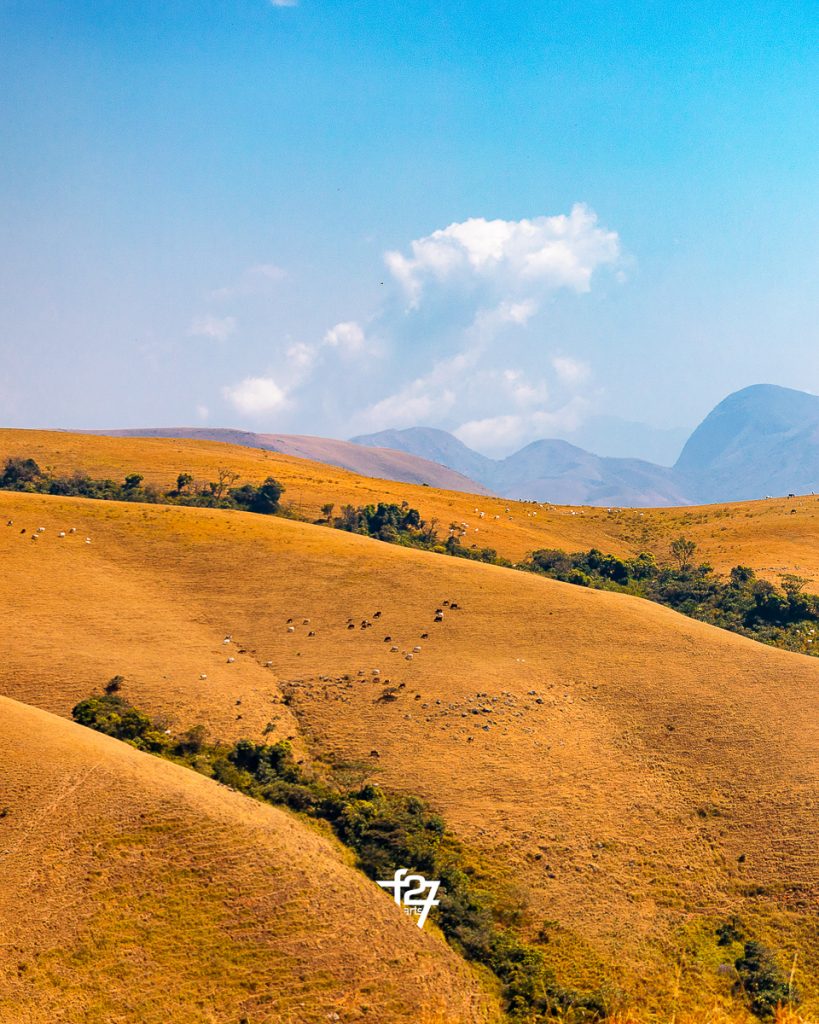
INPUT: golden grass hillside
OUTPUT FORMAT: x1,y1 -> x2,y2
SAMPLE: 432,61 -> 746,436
0,694 -> 500,1024
2,486 -> 817,1016
2,428 -> 819,584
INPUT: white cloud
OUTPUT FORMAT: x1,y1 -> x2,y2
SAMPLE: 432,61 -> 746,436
217,205 -> 621,442
188,315 -> 236,342
223,376 -> 288,415
286,341 -> 317,371
455,397 -> 590,456
502,368 -> 548,407
552,355 -> 590,385
196,404 -> 209,421
270,0 -> 298,7
385,204 -> 621,307
324,320 -> 365,353
455,415 -> 529,452
366,385 -> 457,430
358,350 -> 476,431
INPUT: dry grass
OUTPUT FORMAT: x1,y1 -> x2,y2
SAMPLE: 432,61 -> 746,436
0,695 -> 501,1024
3,428 -> 819,584
1,430 -> 818,1018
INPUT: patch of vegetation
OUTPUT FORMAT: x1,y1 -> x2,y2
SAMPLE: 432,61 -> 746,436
72,695 -> 170,753
523,540 -> 819,658
734,941 -> 797,1017
71,692 -> 607,1021
10,450 -> 819,659
1,456 -> 284,517
331,501 -> 513,568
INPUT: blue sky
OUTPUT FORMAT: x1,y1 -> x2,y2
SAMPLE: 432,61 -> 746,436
1,1 -> 818,461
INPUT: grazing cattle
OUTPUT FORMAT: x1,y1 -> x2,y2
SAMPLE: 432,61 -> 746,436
200,673 -> 207,680
434,613 -> 443,622
227,656 -> 235,664
384,635 -> 392,642
412,646 -> 421,653
58,531 -> 65,538
347,623 -> 355,630
451,602 -> 460,610
308,630 -> 316,637
287,626 -> 295,633
373,611 -> 382,618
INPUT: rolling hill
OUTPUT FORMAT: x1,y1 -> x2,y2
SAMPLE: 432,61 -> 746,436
0,694 -> 497,1024
91,426 -> 491,494
4,427 -> 819,586
2,435 -> 818,1017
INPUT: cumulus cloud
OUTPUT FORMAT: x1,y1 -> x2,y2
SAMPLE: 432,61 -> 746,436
324,320 -> 366,353
270,0 -> 298,7
552,355 -> 590,385
188,315 -> 236,342
455,397 -> 590,456
385,204 -> 620,307
223,376 -> 288,415
221,321 -> 371,424
216,205 -> 622,446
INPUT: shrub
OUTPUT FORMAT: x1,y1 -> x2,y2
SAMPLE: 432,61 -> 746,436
1,457 -> 42,487
735,941 -> 795,1017
71,695 -> 169,753
104,674 -> 124,695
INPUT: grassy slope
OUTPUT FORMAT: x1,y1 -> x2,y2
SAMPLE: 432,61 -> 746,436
0,694 -> 500,1024
2,428 -> 819,584
2,486 -> 817,1015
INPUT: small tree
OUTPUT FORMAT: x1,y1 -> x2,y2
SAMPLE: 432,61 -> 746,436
210,467 -> 240,499
730,566 -> 756,587
670,536 -> 697,572
176,472 -> 193,493
104,675 -> 125,695
175,724 -> 208,756
321,503 -> 335,521
123,473 -> 143,492
1,457 -> 42,487
780,573 -> 808,598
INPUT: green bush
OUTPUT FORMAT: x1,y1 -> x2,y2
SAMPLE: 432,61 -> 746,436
71,695 -> 169,753
734,940 -> 796,1017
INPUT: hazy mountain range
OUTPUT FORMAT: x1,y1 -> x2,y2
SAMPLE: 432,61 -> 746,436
352,384 -> 819,506
92,384 -> 819,507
